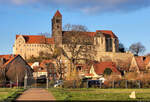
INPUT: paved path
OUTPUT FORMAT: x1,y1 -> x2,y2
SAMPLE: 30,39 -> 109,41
15,88 -> 55,101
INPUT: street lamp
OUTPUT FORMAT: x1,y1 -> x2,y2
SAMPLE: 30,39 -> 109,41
24,71 -> 28,89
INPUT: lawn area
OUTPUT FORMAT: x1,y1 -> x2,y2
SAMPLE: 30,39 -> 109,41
49,88 -> 150,101
0,88 -> 25,102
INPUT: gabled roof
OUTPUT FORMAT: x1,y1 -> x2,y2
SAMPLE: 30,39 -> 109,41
54,10 -> 62,17
96,30 -> 117,38
16,35 -> 54,44
135,56 -> 145,71
93,62 -> 120,75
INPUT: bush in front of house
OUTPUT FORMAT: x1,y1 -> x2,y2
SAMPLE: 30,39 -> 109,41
104,68 -> 112,75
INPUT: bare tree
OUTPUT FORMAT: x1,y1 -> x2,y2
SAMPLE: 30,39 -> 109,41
0,68 -> 6,84
119,43 -> 126,53
39,32 -> 51,38
63,24 -> 88,32
129,42 -> 146,56
62,24 -> 96,80
46,24 -> 95,80
46,45 -> 66,80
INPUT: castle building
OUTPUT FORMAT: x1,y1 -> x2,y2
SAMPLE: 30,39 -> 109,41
13,35 -> 54,59
13,10 -> 119,60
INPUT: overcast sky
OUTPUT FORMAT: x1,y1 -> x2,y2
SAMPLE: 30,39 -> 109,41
0,0 -> 150,55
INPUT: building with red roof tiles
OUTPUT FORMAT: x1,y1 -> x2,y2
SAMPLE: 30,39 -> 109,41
0,54 -> 33,83
32,60 -> 58,80
130,56 -> 150,72
88,62 -> 121,79
145,56 -> 150,70
13,10 -> 119,59
93,62 -> 120,75
13,34 -> 54,59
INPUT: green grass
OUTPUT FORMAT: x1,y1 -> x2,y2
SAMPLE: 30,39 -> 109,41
49,88 -> 150,101
0,88 -> 25,102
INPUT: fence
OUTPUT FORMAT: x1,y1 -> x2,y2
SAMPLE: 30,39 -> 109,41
0,76 -> 53,89
1,79 -> 150,89
62,80 -> 150,89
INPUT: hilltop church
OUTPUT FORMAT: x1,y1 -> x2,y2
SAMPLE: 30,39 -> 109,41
13,10 -> 120,61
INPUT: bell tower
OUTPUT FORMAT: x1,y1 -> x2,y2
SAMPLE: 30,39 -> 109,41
52,10 -> 62,46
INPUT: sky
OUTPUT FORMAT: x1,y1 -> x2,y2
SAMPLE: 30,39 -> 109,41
0,0 -> 150,55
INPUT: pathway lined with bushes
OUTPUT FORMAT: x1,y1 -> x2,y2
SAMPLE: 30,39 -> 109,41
15,88 -> 55,101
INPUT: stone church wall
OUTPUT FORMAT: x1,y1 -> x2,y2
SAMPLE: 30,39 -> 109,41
96,52 -> 134,69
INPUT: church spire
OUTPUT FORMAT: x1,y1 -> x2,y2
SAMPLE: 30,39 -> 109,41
54,10 -> 62,17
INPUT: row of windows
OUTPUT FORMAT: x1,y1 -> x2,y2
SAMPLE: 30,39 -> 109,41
23,44 -> 48,47
16,48 -> 46,51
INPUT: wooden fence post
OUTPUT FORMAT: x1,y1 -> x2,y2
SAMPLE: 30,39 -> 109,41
87,81 -> 89,88
112,80 -> 115,88
138,80 -> 141,88
125,80 -> 128,88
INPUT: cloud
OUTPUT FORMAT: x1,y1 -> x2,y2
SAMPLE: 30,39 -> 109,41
1,0 -> 150,14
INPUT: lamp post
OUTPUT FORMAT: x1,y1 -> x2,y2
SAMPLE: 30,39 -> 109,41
46,77 -> 49,89
24,72 -> 28,89
60,59 -> 62,80
46,63 -> 50,89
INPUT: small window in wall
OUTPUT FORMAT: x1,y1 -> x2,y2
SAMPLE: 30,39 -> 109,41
77,66 -> 82,71
56,19 -> 60,23
101,38 -> 103,44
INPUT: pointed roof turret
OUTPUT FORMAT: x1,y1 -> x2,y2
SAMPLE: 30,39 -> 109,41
54,10 -> 62,17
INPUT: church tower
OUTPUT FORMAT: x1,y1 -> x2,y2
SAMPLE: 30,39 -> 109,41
52,10 -> 62,46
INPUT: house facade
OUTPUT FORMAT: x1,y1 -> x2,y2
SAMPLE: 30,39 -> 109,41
31,60 -> 57,80
0,54 -> 33,83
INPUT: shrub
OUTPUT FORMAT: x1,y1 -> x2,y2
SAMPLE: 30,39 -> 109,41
119,80 -> 127,88
104,68 -> 112,75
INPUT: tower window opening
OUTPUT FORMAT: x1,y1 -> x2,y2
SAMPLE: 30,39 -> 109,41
56,19 -> 60,23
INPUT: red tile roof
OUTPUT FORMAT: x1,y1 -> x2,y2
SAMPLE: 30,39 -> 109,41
85,73 -> 94,77
0,55 -> 18,61
96,30 -> 117,38
144,56 -> 150,65
0,54 -> 18,68
93,62 -> 120,75
16,35 -> 54,44
40,60 -> 53,68
46,38 -> 55,44
135,56 -> 146,71
54,10 -> 62,17
28,63 -> 33,67
0,55 -> 13,61
33,60 -> 55,73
